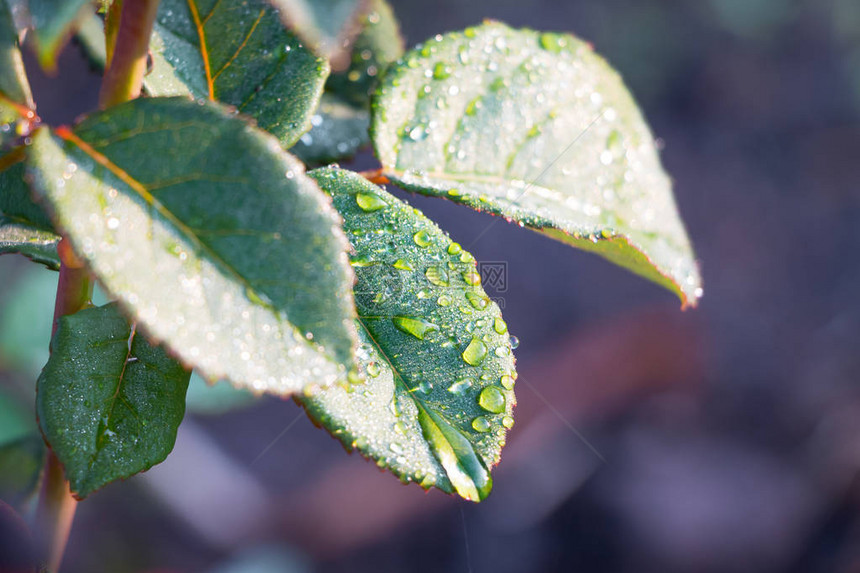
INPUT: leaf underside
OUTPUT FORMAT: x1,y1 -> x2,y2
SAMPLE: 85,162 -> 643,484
302,167 -> 517,502
372,22 -> 702,306
151,0 -> 329,148
37,303 -> 190,498
290,0 -> 403,165
26,97 -> 358,396
0,149 -> 60,268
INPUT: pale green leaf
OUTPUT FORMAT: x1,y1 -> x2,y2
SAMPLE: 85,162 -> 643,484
371,22 -> 702,307
301,167 -> 517,502
26,97 -> 358,395
149,0 -> 329,148
37,303 -> 190,498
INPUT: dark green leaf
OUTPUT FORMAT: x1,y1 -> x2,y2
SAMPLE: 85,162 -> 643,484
301,167 -> 517,502
0,0 -> 34,146
0,149 -> 60,268
0,434 -> 44,509
267,0 -> 368,68
290,0 -> 403,164
25,0 -> 94,71
371,22 -> 702,307
150,0 -> 329,148
26,97 -> 358,395
37,303 -> 190,498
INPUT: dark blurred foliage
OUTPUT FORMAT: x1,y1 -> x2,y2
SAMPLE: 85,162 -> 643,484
2,0 -> 860,571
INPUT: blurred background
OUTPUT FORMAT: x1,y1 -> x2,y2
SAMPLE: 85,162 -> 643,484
2,0 -> 860,571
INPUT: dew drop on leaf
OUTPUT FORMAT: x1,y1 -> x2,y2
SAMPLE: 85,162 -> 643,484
355,192 -> 388,212
471,416 -> 491,432
392,316 -> 439,340
478,386 -> 506,414
462,338 -> 488,366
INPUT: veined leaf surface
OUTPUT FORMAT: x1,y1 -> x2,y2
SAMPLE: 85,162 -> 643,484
37,303 -> 190,498
371,22 -> 702,306
301,167 -> 517,502
150,0 -> 329,148
267,0 -> 367,67
26,97 -> 358,395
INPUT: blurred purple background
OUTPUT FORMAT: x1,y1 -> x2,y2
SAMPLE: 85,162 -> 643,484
2,0 -> 860,571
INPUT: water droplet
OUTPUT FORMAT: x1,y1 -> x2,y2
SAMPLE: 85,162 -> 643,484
425,265 -> 449,286
502,416 -> 515,429
433,62 -> 452,79
539,32 -> 567,53
472,416 -> 491,432
494,346 -> 510,357
367,361 -> 381,377
408,125 -> 428,141
347,367 -> 364,385
356,192 -> 387,212
500,374 -> 515,390
447,242 -> 462,255
478,386 -> 506,413
465,291 -> 489,310
448,377 -> 472,394
462,338 -> 488,366
413,230 -> 432,247
392,316 -> 439,340
392,259 -> 414,271
462,270 -> 481,286
437,294 -> 452,307
416,380 -> 432,394
394,421 -> 407,434
493,318 -> 507,334
509,335 -> 520,349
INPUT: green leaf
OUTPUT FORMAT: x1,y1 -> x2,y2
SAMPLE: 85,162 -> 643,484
0,149 -> 60,268
300,167 -> 517,502
371,22 -> 702,307
37,303 -> 190,498
290,0 -> 403,164
267,0 -> 368,67
25,0 -> 94,71
0,0 -> 34,146
150,0 -> 329,148
26,97 -> 358,395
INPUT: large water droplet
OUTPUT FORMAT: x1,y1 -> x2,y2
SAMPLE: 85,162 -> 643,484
413,230 -> 432,247
448,377 -> 472,394
509,335 -> 520,349
493,317 -> 507,334
462,338 -> 488,366
500,374 -> 514,390
425,265 -> 449,286
355,192 -> 388,212
478,386 -> 506,413
392,259 -> 414,271
471,416 -> 491,432
465,291 -> 489,310
392,316 -> 439,340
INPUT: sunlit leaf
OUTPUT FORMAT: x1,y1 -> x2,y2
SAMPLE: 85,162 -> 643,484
301,167 -> 517,502
26,97 -> 358,395
37,303 -> 190,498
149,0 -> 328,148
371,22 -> 702,306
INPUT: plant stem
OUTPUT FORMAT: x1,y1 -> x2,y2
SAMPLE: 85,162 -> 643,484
104,0 -> 124,70
37,239 -> 92,573
36,5 -> 160,569
98,0 -> 160,108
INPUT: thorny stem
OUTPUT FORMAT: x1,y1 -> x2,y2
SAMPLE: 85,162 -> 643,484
36,2 -> 161,570
98,0 -> 160,108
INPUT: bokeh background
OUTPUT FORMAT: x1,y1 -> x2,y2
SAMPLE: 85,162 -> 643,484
2,0 -> 860,571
